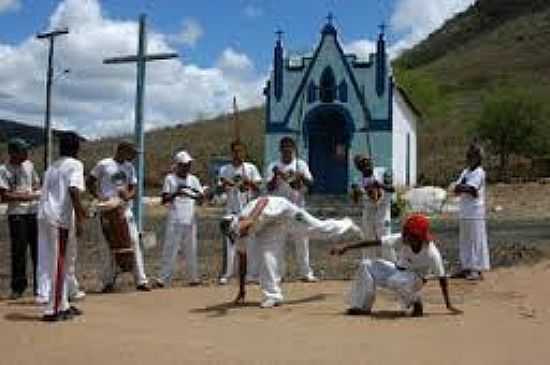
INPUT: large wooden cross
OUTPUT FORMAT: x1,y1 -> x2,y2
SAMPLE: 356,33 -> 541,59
103,14 -> 178,236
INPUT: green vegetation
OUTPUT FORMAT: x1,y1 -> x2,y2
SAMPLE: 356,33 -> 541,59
394,0 -> 550,183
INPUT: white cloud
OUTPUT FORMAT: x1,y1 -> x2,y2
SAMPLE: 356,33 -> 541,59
343,40 -> 375,60
0,0 -> 265,138
243,4 -> 263,18
0,0 -> 20,13
390,0 -> 476,54
170,18 -> 204,47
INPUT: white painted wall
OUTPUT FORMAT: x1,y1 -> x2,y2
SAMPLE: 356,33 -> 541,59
392,89 -> 418,187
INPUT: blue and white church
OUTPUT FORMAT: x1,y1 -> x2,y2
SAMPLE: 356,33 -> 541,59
263,19 -> 419,194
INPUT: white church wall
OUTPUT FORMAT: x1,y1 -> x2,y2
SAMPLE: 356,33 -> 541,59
392,91 -> 418,187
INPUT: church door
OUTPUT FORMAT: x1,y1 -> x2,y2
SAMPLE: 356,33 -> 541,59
306,107 -> 350,194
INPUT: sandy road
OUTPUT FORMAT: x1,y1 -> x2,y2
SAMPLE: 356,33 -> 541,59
1,262 -> 550,365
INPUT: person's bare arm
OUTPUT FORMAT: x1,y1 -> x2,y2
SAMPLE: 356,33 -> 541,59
234,251 -> 247,304
454,184 -> 478,198
86,175 -> 99,200
330,239 -> 382,256
69,187 -> 86,237
119,183 -> 136,201
438,277 -> 463,314
0,188 -> 40,203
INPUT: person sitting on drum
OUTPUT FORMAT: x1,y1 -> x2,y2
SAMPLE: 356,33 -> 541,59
87,141 -> 150,292
154,150 -> 205,288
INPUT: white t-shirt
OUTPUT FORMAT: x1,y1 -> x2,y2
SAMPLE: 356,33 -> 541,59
265,158 -> 313,207
382,234 -> 445,278
0,160 -> 40,215
456,166 -> 486,220
90,158 -> 137,207
240,196 -> 300,233
219,162 -> 262,214
361,190 -> 392,240
163,173 -> 203,224
38,157 -> 85,229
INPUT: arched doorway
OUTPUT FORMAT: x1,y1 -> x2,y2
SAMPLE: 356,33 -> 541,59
304,105 -> 354,194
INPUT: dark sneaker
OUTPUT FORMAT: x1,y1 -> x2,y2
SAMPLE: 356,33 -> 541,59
136,284 -> 151,292
152,279 -> 165,289
9,292 -> 23,300
101,284 -> 115,293
68,306 -> 83,316
42,313 -> 60,322
59,310 -> 74,321
411,301 -> 424,317
346,308 -> 371,316
188,281 -> 202,287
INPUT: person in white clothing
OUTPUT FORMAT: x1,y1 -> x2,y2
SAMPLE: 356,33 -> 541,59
453,143 -> 490,281
220,196 -> 363,308
351,155 -> 396,262
38,133 -> 87,322
155,151 -> 205,287
265,137 -> 317,282
0,138 -> 41,300
87,142 -> 150,292
218,141 -> 262,285
331,214 -> 462,317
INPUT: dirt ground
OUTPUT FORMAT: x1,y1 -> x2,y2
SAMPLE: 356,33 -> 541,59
1,261 -> 550,364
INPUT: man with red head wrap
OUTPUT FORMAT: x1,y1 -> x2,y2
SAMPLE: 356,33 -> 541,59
331,214 -> 462,317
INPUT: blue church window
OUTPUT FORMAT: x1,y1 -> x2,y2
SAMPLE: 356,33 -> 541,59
307,82 -> 317,103
338,80 -> 348,103
319,67 -> 336,103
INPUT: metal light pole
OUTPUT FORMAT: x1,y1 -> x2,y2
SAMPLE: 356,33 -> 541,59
37,28 -> 69,169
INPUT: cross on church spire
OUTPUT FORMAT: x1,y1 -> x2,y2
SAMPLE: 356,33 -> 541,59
378,22 -> 386,35
275,28 -> 284,42
326,12 -> 334,25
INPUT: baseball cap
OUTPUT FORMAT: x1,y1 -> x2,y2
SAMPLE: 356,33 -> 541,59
174,150 -> 193,164
7,138 -> 30,154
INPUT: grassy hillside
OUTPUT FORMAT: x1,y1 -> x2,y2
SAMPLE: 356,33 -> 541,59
78,107 -> 265,190
393,0 -> 550,184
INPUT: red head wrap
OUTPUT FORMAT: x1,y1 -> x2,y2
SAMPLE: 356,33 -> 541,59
402,214 -> 432,242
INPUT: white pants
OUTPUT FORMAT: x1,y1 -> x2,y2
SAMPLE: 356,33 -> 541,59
259,229 -> 287,302
349,259 -> 423,311
260,213 -> 363,302
37,219 -> 81,301
220,235 -> 260,281
101,209 -> 148,286
459,218 -> 490,271
160,222 -> 199,283
39,220 -> 74,315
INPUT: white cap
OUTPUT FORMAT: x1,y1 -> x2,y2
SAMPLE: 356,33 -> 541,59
174,150 -> 193,164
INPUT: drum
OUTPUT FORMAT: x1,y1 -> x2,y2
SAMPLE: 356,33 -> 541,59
100,206 -> 134,272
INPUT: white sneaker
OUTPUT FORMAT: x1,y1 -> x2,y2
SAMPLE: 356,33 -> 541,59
35,296 -> 48,305
69,290 -> 86,302
260,298 -> 282,308
301,275 -> 320,283
218,277 -> 229,285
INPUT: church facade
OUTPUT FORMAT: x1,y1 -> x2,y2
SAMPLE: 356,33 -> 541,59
263,20 -> 418,194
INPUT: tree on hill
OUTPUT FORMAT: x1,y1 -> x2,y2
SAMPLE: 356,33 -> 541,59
475,88 -> 550,180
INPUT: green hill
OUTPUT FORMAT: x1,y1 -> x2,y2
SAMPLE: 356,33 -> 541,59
393,0 -> 550,184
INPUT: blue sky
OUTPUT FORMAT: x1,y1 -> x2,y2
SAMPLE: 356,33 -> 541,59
0,0 -> 475,138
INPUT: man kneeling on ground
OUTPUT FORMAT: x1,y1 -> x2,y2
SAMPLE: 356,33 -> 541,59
331,214 -> 463,317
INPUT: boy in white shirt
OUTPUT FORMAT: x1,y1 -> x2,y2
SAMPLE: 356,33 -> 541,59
220,196 -> 363,308
155,151 -> 204,287
453,143 -> 490,281
265,137 -> 317,282
87,142 -> 150,292
218,141 -> 262,285
331,214 -> 462,317
351,155 -> 396,262
38,133 -> 87,321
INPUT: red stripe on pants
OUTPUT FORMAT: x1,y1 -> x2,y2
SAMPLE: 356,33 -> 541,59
54,228 -> 69,315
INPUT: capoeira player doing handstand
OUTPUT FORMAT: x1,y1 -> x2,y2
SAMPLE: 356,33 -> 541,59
331,214 -> 462,317
220,196 -> 363,308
